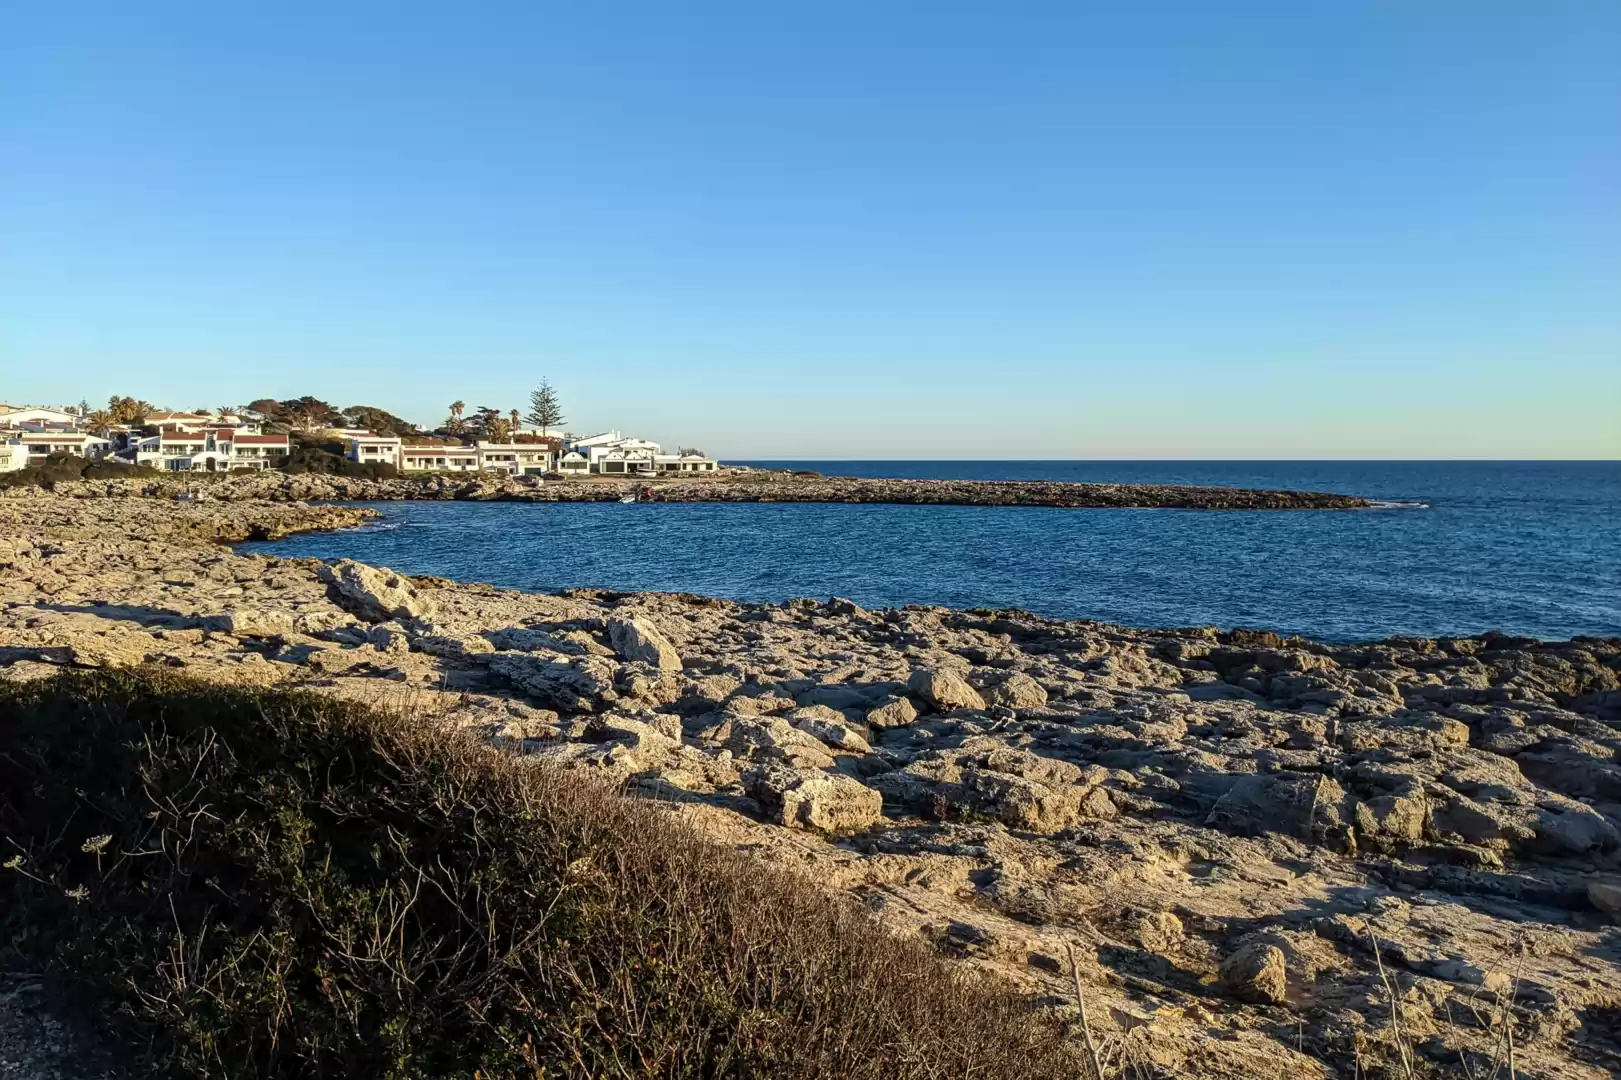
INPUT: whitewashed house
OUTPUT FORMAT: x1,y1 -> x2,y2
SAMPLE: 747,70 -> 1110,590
345,435 -> 402,468
400,441 -> 479,472
0,406 -> 81,431
563,431 -> 715,475
652,452 -> 718,473
393,436 -> 558,474
474,439 -> 558,476
134,427 -> 289,471
16,432 -> 111,460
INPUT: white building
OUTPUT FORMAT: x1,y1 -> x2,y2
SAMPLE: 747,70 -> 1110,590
15,432 -> 111,461
652,452 -> 718,474
0,406 -> 81,431
133,427 -> 289,471
473,440 -> 558,476
0,442 -> 28,472
400,441 -> 479,472
346,434 -> 401,468
563,431 -> 716,475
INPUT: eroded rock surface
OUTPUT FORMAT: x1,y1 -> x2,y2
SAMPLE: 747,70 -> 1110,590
2,492 -> 1619,1079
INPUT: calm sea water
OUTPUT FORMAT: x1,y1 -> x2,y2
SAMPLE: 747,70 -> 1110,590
241,461 -> 1620,643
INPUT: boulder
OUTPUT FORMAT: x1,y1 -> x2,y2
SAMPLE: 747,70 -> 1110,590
318,560 -> 436,623
607,617 -> 682,672
1135,911 -> 1185,954
866,695 -> 918,729
1588,881 -> 1621,921
1219,942 -> 1288,1004
719,717 -> 837,769
908,667 -> 986,712
746,765 -> 883,834
1205,772 -> 1350,844
788,705 -> 871,753
982,672 -> 1049,710
486,653 -> 617,713
207,608 -> 296,638
67,634 -> 151,669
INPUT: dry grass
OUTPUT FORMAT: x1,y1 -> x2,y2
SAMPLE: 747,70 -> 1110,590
0,669 -> 1079,1079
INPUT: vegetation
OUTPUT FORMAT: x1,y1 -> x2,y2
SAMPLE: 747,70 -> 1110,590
469,405 -> 511,442
445,400 -> 467,434
105,395 -> 154,426
245,396 -> 347,432
281,439 -> 397,478
526,378 -> 566,435
343,404 -> 418,436
0,452 -> 160,489
0,671 -> 1077,1080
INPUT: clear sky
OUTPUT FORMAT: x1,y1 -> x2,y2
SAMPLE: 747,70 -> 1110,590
2,1 -> 1617,459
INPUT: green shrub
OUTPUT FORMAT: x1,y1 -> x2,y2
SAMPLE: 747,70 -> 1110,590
0,671 -> 1077,1080
281,446 -> 397,478
0,452 -> 159,488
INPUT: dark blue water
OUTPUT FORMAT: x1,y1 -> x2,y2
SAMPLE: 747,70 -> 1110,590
241,462 -> 1621,643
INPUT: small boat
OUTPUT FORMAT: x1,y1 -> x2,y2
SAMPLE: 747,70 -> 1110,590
619,494 -> 637,504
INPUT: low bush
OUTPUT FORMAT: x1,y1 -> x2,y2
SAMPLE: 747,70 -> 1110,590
281,445 -> 397,478
0,672 -> 1077,1079
0,453 -> 160,488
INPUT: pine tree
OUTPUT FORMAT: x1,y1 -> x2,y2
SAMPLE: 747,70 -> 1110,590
525,380 -> 565,436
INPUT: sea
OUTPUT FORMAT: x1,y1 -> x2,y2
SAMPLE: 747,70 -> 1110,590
239,461 -> 1621,644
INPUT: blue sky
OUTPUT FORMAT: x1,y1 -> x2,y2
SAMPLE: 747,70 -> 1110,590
2,1 -> 1617,458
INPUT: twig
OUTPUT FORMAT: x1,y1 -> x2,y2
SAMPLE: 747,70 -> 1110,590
1368,929 -> 1416,1080
1066,941 -> 1106,1080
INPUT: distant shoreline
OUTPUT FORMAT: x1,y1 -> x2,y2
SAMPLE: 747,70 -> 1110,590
21,468 -> 1375,511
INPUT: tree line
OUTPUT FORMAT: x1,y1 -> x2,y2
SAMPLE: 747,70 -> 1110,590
79,381 -> 567,443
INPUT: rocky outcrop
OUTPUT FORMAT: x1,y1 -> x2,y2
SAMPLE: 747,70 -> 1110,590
1219,943 -> 1288,1004
908,668 -> 986,712
607,616 -> 682,671
318,559 -> 437,623
746,764 -> 884,833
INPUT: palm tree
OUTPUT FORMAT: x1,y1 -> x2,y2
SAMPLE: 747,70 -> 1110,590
83,409 -> 114,436
447,400 -> 465,434
509,408 -> 522,436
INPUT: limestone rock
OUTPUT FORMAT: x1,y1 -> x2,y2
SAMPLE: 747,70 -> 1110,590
1206,772 -> 1350,844
607,617 -> 682,672
746,765 -> 883,834
866,695 -> 918,729
318,560 -> 436,623
207,608 -> 295,637
1220,942 -> 1288,1004
67,634 -> 151,669
486,653 -> 616,713
1588,880 -> 1621,921
719,717 -> 837,769
908,667 -> 985,712
1135,911 -> 1185,954
982,671 -> 1049,710
413,633 -> 494,660
788,705 -> 871,753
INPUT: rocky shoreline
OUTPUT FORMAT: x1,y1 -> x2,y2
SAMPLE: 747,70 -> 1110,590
25,467 -> 1374,510
3,492 -> 1619,1078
